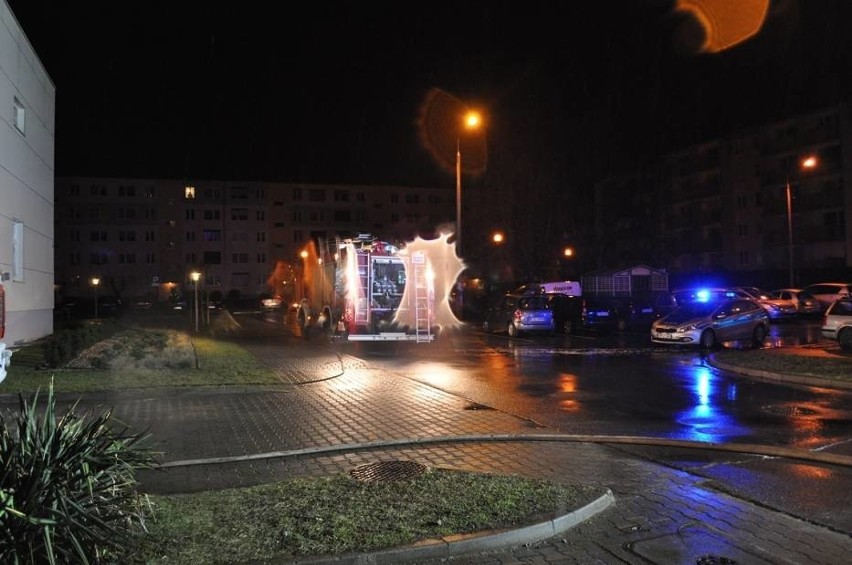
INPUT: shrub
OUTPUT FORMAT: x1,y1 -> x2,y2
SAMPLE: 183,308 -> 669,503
0,381 -> 157,563
41,320 -> 122,368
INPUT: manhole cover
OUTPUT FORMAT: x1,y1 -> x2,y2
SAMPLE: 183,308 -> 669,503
349,460 -> 428,483
761,404 -> 817,417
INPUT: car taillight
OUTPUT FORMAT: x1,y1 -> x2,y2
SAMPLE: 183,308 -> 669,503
514,309 -> 523,321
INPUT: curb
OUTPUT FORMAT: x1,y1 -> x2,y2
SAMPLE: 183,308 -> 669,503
706,354 -> 852,391
293,489 -> 615,564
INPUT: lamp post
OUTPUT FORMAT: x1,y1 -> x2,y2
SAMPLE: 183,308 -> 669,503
455,111 -> 482,257
190,271 -> 201,332
91,277 -> 100,319
785,155 -> 818,287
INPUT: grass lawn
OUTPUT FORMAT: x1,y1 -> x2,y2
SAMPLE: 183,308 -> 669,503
130,469 -> 606,564
2,322 -> 605,563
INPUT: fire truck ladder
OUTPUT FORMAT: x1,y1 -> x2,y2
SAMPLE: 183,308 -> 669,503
411,252 -> 433,342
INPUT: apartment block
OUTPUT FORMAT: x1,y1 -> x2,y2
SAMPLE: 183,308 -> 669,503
593,101 -> 852,287
54,178 -> 455,306
0,0 -> 55,346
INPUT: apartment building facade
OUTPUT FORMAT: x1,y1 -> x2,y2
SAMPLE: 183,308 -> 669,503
54,177 -> 455,306
593,101 -> 852,288
0,0 -> 55,346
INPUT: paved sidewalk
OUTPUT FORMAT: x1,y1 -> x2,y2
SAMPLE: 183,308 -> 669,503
95,316 -> 846,564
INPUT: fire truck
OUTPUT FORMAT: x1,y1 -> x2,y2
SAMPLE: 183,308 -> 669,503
295,234 -> 437,342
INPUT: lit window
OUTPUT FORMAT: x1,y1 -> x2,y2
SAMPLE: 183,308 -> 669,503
185,186 -> 196,199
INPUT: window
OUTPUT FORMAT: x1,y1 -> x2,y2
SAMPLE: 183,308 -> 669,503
119,253 -> 137,264
294,230 -> 303,242
257,253 -> 266,263
293,210 -> 302,223
118,185 -> 136,197
70,184 -> 80,196
257,232 -> 266,242
231,272 -> 250,286
203,229 -> 221,241
146,253 -> 156,264
144,186 -> 155,198
232,253 -> 249,263
90,231 -> 107,241
231,208 -> 248,221
230,186 -> 248,200
391,193 -> 399,203
186,231 -> 196,242
13,97 -> 25,134
185,252 -> 196,263
69,252 -> 80,265
119,231 -> 136,242
185,186 -> 196,199
70,230 -> 80,242
118,208 -> 136,219
90,185 -> 107,196
231,231 -> 248,242
12,221 -> 24,281
203,251 -> 222,264
334,190 -> 349,202
204,209 -> 221,220
186,209 -> 195,220
308,189 -> 325,202
293,188 -> 302,201
145,230 -> 156,241
256,210 -> 265,221
334,210 -> 351,222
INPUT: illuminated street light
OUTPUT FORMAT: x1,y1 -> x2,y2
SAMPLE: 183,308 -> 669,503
190,271 -> 201,332
786,155 -> 818,287
456,110 -> 482,257
492,231 -> 504,244
91,277 -> 100,319
563,247 -> 574,258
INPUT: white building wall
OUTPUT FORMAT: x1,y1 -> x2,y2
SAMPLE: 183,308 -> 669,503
0,0 -> 55,346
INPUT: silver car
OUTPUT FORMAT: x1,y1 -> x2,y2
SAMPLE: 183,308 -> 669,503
482,292 -> 555,337
651,294 -> 769,349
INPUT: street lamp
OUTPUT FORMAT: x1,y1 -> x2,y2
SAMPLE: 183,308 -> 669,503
455,110 -> 482,257
190,271 -> 201,332
91,277 -> 100,319
785,155 -> 818,287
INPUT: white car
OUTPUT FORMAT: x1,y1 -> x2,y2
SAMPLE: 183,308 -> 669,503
801,283 -> 852,312
821,297 -> 852,351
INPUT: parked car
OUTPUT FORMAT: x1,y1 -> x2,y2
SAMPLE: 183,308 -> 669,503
651,293 -> 769,349
548,293 -> 583,334
801,282 -> 852,312
821,296 -> 852,351
482,291 -> 555,336
768,288 -> 821,317
728,286 -> 797,320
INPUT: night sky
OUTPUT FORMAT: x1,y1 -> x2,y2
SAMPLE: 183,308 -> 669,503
8,0 -> 852,187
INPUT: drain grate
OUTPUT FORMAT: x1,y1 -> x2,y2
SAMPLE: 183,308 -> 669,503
349,460 -> 428,483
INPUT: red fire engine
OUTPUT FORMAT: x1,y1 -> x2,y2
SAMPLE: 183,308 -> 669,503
295,234 -> 436,342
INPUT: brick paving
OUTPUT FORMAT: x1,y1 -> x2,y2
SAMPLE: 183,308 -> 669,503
16,316 -> 852,564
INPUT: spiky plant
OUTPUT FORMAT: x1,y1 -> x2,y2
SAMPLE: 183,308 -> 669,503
0,381 -> 157,563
